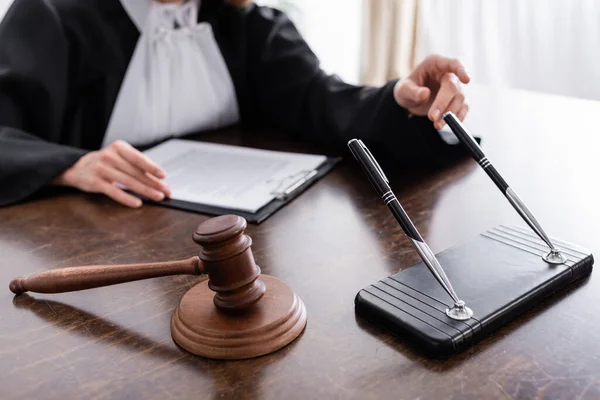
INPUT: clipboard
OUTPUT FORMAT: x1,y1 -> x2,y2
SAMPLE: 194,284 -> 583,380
146,156 -> 340,224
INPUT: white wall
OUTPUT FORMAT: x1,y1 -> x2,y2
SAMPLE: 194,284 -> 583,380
256,0 -> 363,84
416,0 -> 600,101
0,0 -> 12,20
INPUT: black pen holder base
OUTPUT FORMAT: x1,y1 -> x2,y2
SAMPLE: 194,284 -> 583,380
355,225 -> 593,358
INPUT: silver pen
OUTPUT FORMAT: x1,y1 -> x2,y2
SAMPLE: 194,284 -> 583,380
443,112 -> 567,264
348,138 -> 473,320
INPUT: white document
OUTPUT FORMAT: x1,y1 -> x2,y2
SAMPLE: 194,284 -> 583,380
143,139 -> 327,213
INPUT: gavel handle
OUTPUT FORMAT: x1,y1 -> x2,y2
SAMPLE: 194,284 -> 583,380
9,256 -> 204,295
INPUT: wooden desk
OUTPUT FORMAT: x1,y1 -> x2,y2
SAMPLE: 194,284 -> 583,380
1,86 -> 599,399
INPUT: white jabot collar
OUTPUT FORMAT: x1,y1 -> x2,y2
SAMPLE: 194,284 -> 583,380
119,0 -> 200,31
103,0 -> 239,148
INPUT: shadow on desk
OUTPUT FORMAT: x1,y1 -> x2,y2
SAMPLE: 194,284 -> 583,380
11,293 -> 303,400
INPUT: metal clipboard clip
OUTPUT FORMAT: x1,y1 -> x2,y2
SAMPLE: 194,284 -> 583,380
269,169 -> 319,201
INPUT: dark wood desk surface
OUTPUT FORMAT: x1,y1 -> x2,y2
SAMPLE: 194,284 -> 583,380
2,86 -> 600,399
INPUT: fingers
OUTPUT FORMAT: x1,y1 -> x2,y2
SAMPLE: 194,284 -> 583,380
437,93 -> 466,129
428,54 -> 471,84
457,103 -> 469,121
394,79 -> 431,106
111,140 -> 166,179
101,151 -> 171,197
96,180 -> 143,208
428,73 -> 465,129
139,172 -> 171,198
97,163 -> 166,202
455,67 -> 470,84
428,74 -> 464,129
62,142 -> 172,208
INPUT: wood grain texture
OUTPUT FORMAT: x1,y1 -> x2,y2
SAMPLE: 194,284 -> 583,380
8,212 -> 304,360
192,215 -> 267,311
171,275 -> 307,359
1,85 -> 600,399
9,256 -> 203,295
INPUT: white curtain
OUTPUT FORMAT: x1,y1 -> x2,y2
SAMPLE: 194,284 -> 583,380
416,0 -> 600,101
361,0 -> 419,85
361,0 -> 600,100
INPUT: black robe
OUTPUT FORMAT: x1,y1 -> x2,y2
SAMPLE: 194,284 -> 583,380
0,0 -> 463,206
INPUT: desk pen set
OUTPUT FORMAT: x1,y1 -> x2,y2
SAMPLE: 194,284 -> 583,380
6,115 -> 593,361
348,113 -> 593,358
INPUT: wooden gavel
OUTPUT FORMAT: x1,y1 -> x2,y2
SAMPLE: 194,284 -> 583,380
10,215 -> 264,310
9,215 -> 306,359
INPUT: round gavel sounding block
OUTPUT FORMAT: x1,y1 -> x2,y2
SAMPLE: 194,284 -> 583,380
170,215 -> 307,360
8,214 -> 306,360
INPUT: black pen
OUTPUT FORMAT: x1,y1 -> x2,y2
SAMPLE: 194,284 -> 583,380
442,112 -> 567,264
348,139 -> 473,320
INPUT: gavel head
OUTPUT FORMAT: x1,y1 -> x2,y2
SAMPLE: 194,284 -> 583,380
192,215 -> 266,311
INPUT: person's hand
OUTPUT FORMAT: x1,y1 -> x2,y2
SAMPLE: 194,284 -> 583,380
393,54 -> 471,130
52,140 -> 171,208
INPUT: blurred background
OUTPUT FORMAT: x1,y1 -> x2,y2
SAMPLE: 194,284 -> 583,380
258,0 -> 600,101
2,0 -> 598,100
